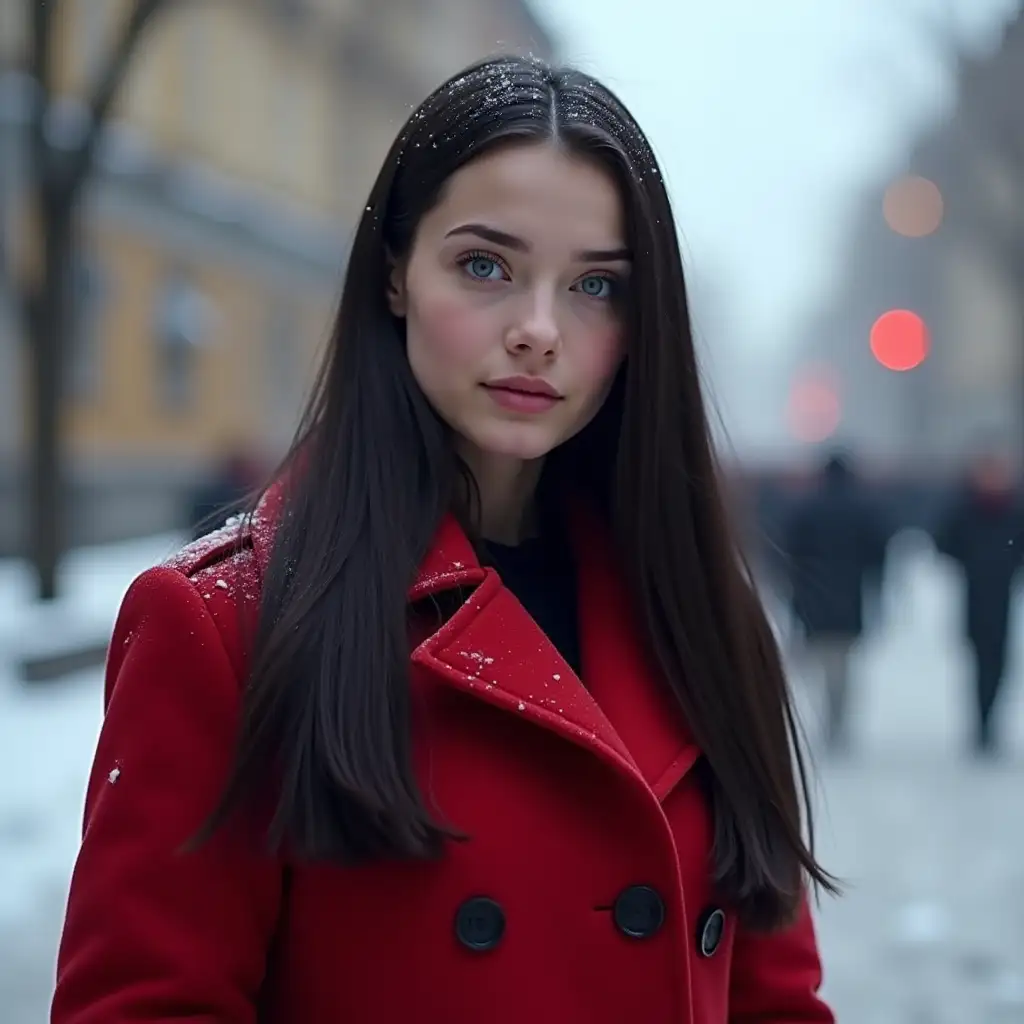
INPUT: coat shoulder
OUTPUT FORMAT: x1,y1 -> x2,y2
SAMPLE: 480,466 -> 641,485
144,521 -> 262,676
160,520 -> 261,595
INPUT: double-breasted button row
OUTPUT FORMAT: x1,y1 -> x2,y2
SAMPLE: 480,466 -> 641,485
455,891 -> 726,957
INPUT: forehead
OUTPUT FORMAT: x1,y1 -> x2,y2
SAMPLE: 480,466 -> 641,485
423,143 -> 625,246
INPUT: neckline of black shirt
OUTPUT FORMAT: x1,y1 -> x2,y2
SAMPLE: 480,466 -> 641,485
481,520 -> 581,677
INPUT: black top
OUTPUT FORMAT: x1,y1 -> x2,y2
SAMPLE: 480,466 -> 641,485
483,528 -> 581,676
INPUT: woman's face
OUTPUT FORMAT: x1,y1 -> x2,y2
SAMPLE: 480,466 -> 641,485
389,142 -> 629,471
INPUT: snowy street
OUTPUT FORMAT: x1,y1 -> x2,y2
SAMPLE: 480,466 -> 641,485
785,531 -> 1024,1021
1,531 -> 1023,1022
0,533 -> 185,1024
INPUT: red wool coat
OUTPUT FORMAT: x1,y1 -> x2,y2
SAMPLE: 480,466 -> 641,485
53,494 -> 833,1023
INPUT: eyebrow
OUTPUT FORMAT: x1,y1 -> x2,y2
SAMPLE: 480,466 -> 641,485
444,223 -> 631,263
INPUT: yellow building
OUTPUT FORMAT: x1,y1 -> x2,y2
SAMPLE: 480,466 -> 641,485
0,0 -> 554,548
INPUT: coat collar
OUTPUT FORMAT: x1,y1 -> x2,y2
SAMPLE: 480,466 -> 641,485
248,481 -> 488,600
249,482 -> 699,802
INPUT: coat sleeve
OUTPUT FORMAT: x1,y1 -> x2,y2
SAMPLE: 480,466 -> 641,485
51,567 -> 284,1024
727,897 -> 834,1022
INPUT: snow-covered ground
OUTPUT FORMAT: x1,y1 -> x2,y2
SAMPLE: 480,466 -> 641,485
0,533 -> 185,671
0,534 -> 184,927
1,530 -> 1023,1021
789,531 -> 1024,1022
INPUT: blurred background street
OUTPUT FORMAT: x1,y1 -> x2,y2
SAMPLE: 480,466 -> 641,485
4,0 -> 1024,1020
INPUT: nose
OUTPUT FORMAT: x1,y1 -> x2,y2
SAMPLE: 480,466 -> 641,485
504,289 -> 561,359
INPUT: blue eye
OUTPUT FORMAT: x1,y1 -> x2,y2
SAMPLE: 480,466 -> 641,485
575,275 -> 615,299
463,256 -> 505,281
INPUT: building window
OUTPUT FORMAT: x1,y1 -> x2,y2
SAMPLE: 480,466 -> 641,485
68,253 -> 109,401
265,299 -> 304,450
0,1 -> 28,65
75,0 -> 116,87
155,270 -> 210,414
182,8 -> 209,147
273,67 -> 303,189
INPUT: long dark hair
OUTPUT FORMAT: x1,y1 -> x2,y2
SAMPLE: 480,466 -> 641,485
205,55 -> 836,930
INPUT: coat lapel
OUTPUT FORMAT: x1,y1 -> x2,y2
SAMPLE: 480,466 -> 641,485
411,564 -> 640,778
410,501 -> 700,800
249,484 -> 700,800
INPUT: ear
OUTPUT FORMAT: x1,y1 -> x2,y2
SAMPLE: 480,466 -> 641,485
386,256 -> 407,318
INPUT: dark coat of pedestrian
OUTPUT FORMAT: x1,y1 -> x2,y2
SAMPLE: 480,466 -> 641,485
781,454 -> 888,751
934,455 -> 1023,752
187,451 -> 263,542
784,455 -> 888,641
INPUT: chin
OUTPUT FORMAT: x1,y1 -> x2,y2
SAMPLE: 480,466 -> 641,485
465,422 -> 561,463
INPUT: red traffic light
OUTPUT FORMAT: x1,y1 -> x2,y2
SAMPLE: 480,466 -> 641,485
870,309 -> 929,371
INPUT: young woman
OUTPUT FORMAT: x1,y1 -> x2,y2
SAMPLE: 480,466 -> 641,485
53,56 -> 837,1023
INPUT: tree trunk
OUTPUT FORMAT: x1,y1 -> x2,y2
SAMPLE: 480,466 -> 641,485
27,192 -> 74,601
20,0 -> 177,600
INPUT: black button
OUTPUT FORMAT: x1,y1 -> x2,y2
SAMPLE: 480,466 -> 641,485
455,897 -> 505,952
697,907 -> 726,957
613,885 -> 666,939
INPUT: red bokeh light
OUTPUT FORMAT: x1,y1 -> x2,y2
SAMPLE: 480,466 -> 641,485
869,310 -> 929,371
787,371 -> 841,443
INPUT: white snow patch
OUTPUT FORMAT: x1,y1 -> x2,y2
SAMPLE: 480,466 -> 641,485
0,665 -> 103,927
0,533 -> 185,669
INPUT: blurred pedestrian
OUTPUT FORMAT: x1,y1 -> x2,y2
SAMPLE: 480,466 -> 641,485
934,448 -> 1023,756
52,57 -> 835,1023
186,444 -> 265,541
783,450 -> 889,753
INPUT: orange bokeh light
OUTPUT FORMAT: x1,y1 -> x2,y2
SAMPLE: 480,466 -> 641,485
883,176 -> 944,238
787,372 -> 841,443
870,309 -> 929,371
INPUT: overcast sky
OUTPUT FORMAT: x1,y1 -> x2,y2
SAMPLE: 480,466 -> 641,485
535,0 -> 1021,355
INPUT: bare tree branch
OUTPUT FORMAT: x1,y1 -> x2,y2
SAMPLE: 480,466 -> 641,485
30,1 -> 59,93
29,0 -> 61,171
18,0 -> 206,600
63,0 -> 177,196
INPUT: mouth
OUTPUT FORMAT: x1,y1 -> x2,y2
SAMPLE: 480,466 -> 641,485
482,377 -> 563,399
481,378 -> 564,414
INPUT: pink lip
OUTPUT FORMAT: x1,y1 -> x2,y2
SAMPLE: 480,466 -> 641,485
485,376 -> 562,397
482,376 -> 563,414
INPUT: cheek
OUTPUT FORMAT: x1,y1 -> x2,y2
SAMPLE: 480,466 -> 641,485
574,322 -> 626,398
406,289 -> 492,377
